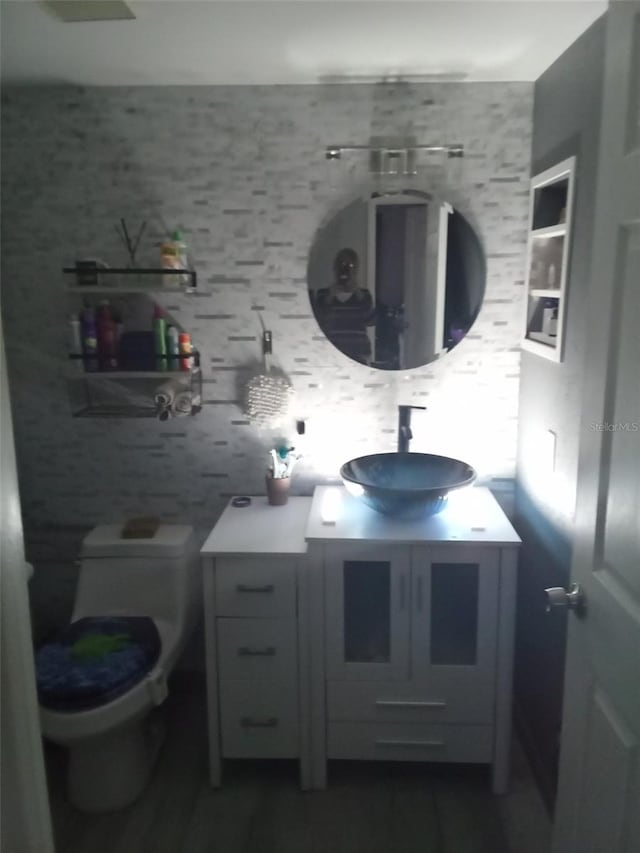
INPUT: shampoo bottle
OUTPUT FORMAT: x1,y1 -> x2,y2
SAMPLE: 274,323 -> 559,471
68,313 -> 83,372
166,325 -> 180,371
153,304 -> 167,371
97,300 -> 117,370
81,306 -> 98,372
178,332 -> 193,371
160,229 -> 189,286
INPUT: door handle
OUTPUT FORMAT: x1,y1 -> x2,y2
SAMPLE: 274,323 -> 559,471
399,574 -> 406,611
375,699 -> 446,709
236,584 -> 274,594
544,583 -> 586,616
240,716 -> 278,728
238,646 -> 276,657
416,576 -> 423,612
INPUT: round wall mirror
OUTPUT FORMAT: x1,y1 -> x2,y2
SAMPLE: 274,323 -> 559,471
307,190 -> 486,370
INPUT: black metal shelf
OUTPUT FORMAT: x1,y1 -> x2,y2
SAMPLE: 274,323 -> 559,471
63,266 -> 198,293
68,352 -> 201,378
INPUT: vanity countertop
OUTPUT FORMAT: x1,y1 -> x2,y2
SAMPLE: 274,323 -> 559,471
200,487 -> 520,556
200,496 -> 312,556
305,485 -> 521,547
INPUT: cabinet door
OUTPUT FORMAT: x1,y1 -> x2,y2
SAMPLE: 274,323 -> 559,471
325,544 -> 410,681
410,546 -> 499,721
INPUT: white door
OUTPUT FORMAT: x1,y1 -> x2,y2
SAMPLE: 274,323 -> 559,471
419,200 -> 450,364
324,544 -> 410,681
552,4 -> 640,852
0,322 -> 54,852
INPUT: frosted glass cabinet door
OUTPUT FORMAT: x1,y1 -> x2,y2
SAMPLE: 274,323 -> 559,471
410,546 -> 499,718
325,544 -> 410,681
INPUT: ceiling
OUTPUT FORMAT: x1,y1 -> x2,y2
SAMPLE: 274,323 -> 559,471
0,1 -> 607,86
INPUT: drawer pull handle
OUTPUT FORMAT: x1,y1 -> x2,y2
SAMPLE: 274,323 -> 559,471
375,700 -> 446,710
236,584 -> 275,594
238,646 -> 276,657
375,739 -> 445,748
240,716 -> 279,728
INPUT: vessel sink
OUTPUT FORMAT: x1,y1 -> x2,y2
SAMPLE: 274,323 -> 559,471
340,452 -> 477,518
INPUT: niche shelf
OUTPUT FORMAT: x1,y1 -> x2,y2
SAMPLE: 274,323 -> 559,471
522,156 -> 576,362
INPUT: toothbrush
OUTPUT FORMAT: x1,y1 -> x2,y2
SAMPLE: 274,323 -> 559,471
276,445 -> 291,478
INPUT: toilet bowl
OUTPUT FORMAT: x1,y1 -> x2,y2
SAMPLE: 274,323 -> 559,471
36,524 -> 200,813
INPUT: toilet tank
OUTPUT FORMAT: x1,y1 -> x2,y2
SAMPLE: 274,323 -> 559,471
73,525 -> 200,633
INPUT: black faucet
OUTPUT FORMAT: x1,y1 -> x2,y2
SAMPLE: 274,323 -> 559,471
397,405 -> 427,452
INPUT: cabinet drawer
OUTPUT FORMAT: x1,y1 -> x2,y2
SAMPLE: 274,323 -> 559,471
215,558 -> 296,618
217,618 -> 297,681
327,680 -> 493,725
327,721 -> 493,763
220,680 -> 298,758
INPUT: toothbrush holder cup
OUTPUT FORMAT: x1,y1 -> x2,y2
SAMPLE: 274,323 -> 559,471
266,476 -> 290,506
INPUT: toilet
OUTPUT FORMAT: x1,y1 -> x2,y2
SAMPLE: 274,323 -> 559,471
36,524 -> 200,813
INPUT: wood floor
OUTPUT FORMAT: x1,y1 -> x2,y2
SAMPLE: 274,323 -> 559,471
45,688 -> 534,853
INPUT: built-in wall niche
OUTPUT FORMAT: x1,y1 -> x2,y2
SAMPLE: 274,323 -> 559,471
522,157 -> 576,361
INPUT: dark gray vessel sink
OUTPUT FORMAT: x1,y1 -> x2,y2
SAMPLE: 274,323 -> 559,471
340,452 -> 477,518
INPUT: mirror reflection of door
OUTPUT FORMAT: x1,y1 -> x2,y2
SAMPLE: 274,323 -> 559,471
368,195 -> 451,369
307,190 -> 485,371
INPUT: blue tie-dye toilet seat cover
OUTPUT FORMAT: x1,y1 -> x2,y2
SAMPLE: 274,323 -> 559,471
36,616 -> 161,712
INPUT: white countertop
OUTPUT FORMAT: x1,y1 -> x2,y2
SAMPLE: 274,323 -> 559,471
200,496 -> 312,556
200,487 -> 520,557
305,486 -> 521,546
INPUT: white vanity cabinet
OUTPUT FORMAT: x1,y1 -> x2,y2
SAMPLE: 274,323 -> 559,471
307,486 -> 521,793
202,487 -> 520,796
200,497 -> 312,789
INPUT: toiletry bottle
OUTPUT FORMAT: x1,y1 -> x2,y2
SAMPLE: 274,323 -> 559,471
161,238 -> 178,286
153,304 -> 167,371
166,325 -> 180,371
178,332 -> 192,371
542,298 -> 555,336
68,313 -> 83,372
171,230 -> 188,270
97,300 -> 117,370
160,229 -> 188,286
113,308 -> 124,360
81,306 -> 98,372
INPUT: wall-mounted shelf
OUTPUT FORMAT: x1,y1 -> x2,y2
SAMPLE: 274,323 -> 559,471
67,352 -> 200,379
530,288 -> 562,298
73,405 -> 160,420
522,156 -> 576,362
530,224 -> 567,239
70,370 -> 192,380
63,266 -> 199,293
65,264 -> 203,418
68,367 -> 202,419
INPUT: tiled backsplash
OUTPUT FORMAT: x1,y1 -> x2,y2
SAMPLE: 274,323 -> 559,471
1,83 -> 532,538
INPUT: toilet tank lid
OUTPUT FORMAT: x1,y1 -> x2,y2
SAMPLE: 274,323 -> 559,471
81,524 -> 195,558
